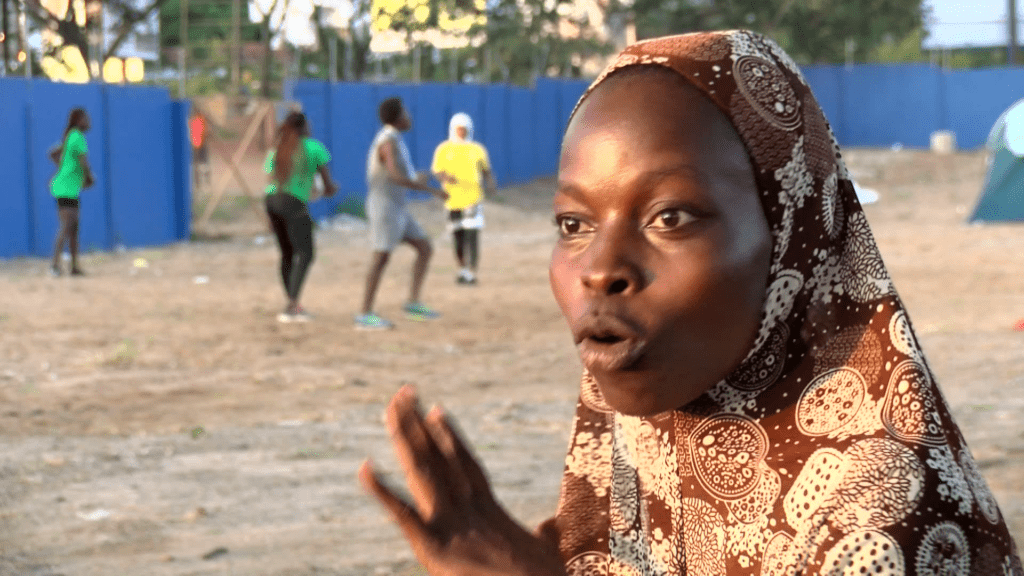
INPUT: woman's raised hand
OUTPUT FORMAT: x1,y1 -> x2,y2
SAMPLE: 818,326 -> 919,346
359,386 -> 566,576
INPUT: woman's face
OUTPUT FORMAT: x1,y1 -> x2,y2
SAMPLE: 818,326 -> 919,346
455,125 -> 469,140
79,113 -> 91,131
550,69 -> 772,417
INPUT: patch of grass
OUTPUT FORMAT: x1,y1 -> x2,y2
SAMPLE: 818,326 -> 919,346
105,339 -> 138,368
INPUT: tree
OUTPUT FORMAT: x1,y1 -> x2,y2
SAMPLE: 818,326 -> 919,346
478,0 -> 611,83
627,0 -> 926,65
25,0 -> 175,79
368,0 -> 612,84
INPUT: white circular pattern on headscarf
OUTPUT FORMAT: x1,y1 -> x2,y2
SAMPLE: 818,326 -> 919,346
882,360 -> 946,446
821,530 -> 905,576
689,414 -> 769,500
566,552 -> 610,576
796,368 -> 867,436
914,522 -> 970,576
733,56 -> 802,131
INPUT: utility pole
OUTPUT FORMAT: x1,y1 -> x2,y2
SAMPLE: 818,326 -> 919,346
1011,0 -> 1018,66
2,0 -> 10,75
179,0 -> 188,96
18,0 -> 28,77
328,35 -> 337,82
230,0 -> 240,95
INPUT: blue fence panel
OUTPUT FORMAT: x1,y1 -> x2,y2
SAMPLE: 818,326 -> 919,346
800,65 -> 845,143
170,100 -> 192,240
533,78 -> 562,178
29,82 -> 110,256
327,82 -> 379,215
508,86 -> 535,184
414,84 -> 452,176
482,84 -> 510,187
105,85 -> 178,247
0,79 -> 34,257
945,69 -> 1024,149
840,65 -> 943,148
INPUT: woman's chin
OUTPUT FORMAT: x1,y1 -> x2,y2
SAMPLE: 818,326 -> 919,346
593,373 -> 666,417
593,370 -> 710,417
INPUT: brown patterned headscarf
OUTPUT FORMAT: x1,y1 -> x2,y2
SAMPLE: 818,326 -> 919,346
552,30 -> 1022,576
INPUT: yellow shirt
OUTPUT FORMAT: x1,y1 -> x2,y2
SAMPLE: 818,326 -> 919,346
431,140 -> 491,211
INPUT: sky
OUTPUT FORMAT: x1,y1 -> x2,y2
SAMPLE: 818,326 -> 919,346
924,0 -> 1017,48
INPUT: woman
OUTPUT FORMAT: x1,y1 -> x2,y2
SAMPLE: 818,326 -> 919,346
431,112 -> 496,285
360,31 -> 1023,575
264,111 -> 337,323
50,108 -> 94,277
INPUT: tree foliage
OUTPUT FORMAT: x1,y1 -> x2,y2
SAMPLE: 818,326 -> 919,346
628,0 -> 926,64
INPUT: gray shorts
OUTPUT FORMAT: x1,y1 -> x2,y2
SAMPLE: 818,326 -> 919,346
368,209 -> 428,253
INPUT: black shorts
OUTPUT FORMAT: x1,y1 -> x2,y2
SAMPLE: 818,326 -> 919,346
56,197 -> 80,209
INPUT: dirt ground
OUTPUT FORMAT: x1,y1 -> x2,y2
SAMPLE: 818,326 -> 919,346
2,148 -> 1024,575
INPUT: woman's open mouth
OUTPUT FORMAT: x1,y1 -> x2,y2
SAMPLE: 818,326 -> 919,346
575,316 -> 648,372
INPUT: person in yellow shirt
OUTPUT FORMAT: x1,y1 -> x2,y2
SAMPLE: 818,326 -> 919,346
431,113 -> 496,285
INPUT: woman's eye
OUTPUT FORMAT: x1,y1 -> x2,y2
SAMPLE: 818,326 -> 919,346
648,208 -> 694,230
556,216 -> 589,237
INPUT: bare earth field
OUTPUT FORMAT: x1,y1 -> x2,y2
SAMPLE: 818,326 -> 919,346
2,149 -> 1024,575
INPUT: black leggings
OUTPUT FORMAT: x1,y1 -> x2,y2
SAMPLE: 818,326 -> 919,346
52,199 -> 81,268
265,192 -> 315,302
453,228 -> 479,270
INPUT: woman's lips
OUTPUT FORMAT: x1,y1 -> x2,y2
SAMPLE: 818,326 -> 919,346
574,314 -> 648,372
577,337 -> 648,372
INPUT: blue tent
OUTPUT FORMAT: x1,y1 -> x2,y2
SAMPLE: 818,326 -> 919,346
971,99 -> 1024,222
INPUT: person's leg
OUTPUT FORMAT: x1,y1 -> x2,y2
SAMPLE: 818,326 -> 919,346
52,207 -> 71,272
449,210 -> 465,269
66,206 -> 82,274
453,229 -> 466,268
405,235 -> 433,304
266,195 -> 294,302
282,201 -> 315,310
361,251 -> 391,314
401,215 -> 433,304
465,228 -> 480,274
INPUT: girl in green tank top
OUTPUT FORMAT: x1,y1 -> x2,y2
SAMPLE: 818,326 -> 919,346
50,108 -> 95,277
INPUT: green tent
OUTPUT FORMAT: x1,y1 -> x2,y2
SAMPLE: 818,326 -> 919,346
971,99 -> 1024,222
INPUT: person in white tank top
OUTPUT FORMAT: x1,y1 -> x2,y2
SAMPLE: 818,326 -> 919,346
356,97 -> 448,330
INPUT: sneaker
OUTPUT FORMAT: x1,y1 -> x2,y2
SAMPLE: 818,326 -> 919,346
69,268 -> 86,277
354,312 -> 394,330
277,306 -> 313,323
49,265 -> 62,277
403,302 -> 441,321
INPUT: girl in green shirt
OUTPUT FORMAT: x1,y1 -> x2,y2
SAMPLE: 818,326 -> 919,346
264,111 -> 338,322
50,108 -> 95,277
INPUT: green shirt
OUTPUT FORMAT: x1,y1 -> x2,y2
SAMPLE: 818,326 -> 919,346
51,129 -> 89,199
264,137 -> 331,203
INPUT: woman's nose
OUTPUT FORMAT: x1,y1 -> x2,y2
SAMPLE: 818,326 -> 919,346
580,230 -> 645,296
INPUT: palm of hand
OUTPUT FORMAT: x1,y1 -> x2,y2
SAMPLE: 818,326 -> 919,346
359,387 -> 566,576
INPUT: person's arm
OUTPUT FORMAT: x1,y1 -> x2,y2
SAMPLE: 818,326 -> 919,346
379,139 -> 447,200
79,154 -> 95,188
433,170 -> 457,186
359,386 -> 566,576
480,165 -> 497,197
317,164 -> 338,197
